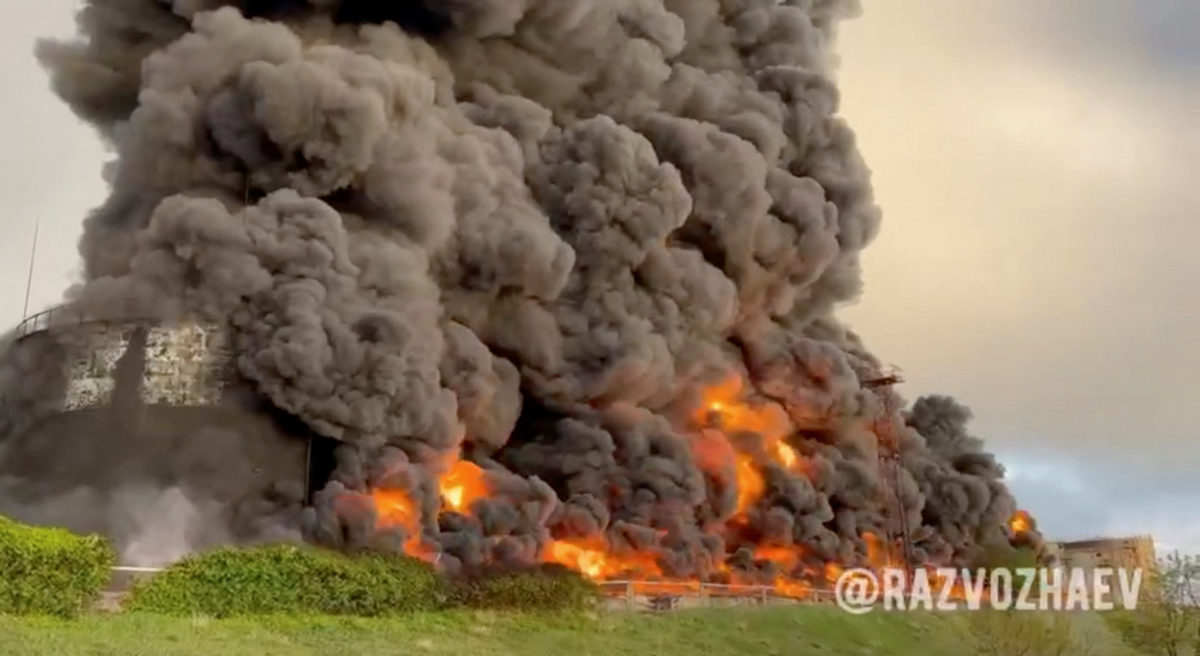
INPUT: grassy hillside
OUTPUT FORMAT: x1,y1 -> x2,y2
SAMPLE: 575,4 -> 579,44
0,605 -> 1141,656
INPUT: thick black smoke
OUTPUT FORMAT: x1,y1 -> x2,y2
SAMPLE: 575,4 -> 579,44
4,0 -> 1034,575
240,0 -> 454,35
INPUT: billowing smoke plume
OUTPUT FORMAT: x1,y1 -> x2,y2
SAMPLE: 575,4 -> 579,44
4,0 -> 1034,576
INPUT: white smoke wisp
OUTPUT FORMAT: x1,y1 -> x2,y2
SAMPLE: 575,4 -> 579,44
113,485 -> 231,567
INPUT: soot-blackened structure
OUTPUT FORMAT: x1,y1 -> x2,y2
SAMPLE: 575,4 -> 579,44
0,306 -> 323,564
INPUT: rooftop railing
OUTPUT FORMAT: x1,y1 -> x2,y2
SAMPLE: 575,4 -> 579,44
13,305 -> 79,340
13,305 -> 163,340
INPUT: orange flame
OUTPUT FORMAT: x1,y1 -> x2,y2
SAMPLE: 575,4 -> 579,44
439,458 -> 489,513
697,376 -> 791,447
734,454 -> 765,513
754,544 -> 804,570
362,452 -> 490,560
1008,510 -> 1033,535
371,488 -> 418,530
339,376 -> 1011,606
774,577 -> 812,598
930,568 -> 969,601
694,375 -> 807,514
776,442 -> 799,469
543,536 -> 663,580
864,531 -> 895,569
369,487 -> 428,557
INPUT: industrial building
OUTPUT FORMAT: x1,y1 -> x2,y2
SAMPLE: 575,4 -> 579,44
1047,535 -> 1158,572
1044,535 -> 1157,605
0,305 -> 320,558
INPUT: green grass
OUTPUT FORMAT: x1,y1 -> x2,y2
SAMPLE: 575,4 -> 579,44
0,605 -> 1142,656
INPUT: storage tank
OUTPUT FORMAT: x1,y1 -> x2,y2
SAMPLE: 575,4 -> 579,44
0,306 -> 312,564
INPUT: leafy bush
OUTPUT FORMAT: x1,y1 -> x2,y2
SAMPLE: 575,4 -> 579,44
965,609 -> 1096,656
449,565 -> 599,611
1104,553 -> 1199,656
126,544 -> 444,617
0,514 -> 116,616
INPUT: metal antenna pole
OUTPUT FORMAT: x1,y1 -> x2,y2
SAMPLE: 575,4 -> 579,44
22,217 -> 40,319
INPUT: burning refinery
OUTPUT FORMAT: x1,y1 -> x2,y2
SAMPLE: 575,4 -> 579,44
0,0 -> 1040,597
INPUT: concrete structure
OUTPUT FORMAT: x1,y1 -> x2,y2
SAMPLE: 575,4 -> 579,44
1047,535 -> 1156,605
0,306 -> 312,561
1051,535 -> 1158,571
63,322 -> 232,410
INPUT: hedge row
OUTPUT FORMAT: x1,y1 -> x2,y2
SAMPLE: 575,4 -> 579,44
0,515 -> 598,618
0,514 -> 115,616
126,545 -> 446,617
448,564 -> 600,611
127,546 -> 599,617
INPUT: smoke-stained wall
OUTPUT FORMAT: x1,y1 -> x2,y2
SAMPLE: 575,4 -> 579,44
0,320 -> 307,564
63,325 -> 126,410
59,323 -> 232,410
1,0 -> 1038,576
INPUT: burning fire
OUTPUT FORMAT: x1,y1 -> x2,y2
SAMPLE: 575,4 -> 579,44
353,454 -> 490,558
692,375 -> 808,515
734,454 -> 765,513
368,487 -> 428,556
697,376 -> 798,465
438,458 -> 488,513
345,376 -> 1015,602
754,544 -> 803,570
543,536 -> 663,579
1008,510 -> 1033,535
370,488 -> 418,531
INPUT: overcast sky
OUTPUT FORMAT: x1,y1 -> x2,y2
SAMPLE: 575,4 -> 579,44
1,1 -> 1196,554
838,1 -> 1199,554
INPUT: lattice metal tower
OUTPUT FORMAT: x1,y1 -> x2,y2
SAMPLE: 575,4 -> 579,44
862,370 -> 913,572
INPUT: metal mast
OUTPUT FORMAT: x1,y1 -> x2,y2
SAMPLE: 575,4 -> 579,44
22,217 -> 40,320
862,370 -> 913,572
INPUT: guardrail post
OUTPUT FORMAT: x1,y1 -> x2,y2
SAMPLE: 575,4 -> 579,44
625,580 -> 633,612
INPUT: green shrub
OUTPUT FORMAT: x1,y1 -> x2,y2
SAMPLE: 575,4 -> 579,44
449,565 -> 599,611
1104,554 -> 1200,656
126,544 -> 444,617
964,609 -> 1093,656
0,515 -> 116,616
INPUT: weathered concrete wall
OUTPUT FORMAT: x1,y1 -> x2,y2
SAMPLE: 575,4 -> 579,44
141,324 -> 232,406
59,322 -> 232,410
63,324 -> 129,410
1053,536 -> 1157,571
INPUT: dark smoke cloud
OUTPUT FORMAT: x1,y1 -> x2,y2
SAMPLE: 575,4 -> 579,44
0,0 -> 1034,574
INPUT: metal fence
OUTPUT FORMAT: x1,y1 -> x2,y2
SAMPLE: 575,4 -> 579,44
106,566 -> 164,593
597,580 -> 836,612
